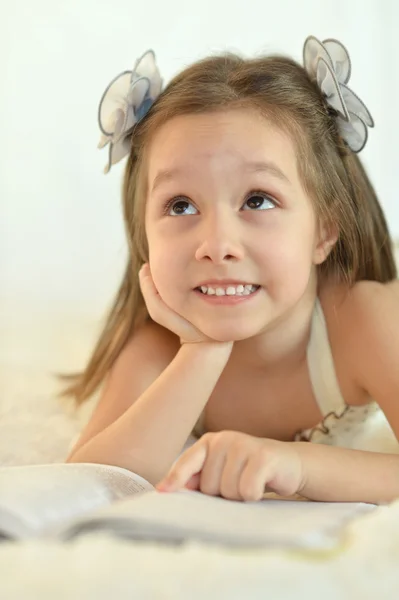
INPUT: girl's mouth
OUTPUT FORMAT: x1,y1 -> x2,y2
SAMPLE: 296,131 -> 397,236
194,284 -> 261,305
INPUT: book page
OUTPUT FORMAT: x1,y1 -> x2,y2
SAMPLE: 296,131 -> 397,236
58,488 -> 376,550
0,463 -> 153,540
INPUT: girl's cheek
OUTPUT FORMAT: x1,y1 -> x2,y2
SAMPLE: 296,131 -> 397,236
150,258 -> 182,302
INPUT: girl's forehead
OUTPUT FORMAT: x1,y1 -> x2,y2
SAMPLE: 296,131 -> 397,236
147,109 -> 298,188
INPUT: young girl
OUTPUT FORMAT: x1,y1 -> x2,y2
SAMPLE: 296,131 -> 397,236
64,36 -> 399,504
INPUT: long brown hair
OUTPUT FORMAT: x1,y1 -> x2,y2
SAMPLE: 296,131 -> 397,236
60,51 -> 397,405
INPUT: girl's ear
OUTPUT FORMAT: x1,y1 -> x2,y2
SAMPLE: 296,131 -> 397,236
313,220 -> 339,265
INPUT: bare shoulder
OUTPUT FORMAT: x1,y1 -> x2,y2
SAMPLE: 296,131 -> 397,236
320,279 -> 399,327
319,279 -> 399,403
341,279 -> 399,349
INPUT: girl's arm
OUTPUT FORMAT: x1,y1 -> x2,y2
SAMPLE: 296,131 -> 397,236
67,336 -> 232,485
296,282 -> 399,504
295,443 -> 399,504
158,282 -> 399,504
156,433 -> 399,504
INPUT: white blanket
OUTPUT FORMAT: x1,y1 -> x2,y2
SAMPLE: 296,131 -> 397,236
1,246 -> 399,598
0,501 -> 399,599
2,345 -> 399,599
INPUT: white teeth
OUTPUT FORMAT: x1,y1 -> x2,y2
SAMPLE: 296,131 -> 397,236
201,286 -> 215,295
199,284 -> 259,296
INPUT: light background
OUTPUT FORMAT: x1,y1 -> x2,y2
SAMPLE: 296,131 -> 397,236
1,0 -> 398,332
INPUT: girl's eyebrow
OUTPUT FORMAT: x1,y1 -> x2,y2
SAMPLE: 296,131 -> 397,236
151,160 -> 291,193
245,161 -> 291,185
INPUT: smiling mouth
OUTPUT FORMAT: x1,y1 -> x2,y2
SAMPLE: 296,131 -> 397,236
195,284 -> 261,296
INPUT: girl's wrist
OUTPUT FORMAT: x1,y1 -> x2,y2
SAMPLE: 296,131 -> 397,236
179,339 -> 233,362
289,441 -> 310,496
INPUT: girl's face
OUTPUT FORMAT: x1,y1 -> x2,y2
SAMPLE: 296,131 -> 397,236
145,109 -> 330,342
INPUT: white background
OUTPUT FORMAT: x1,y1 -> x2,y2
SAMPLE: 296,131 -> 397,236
2,0 -> 398,326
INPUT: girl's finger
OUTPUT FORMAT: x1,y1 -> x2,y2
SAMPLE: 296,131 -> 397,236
139,264 -> 182,330
196,442 -> 227,496
219,450 -> 249,501
156,441 -> 208,491
138,264 -> 161,309
138,263 -> 150,281
184,473 -> 201,490
139,263 -> 201,342
238,453 -> 275,501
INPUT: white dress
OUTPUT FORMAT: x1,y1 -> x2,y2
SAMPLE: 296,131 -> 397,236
192,299 -> 399,454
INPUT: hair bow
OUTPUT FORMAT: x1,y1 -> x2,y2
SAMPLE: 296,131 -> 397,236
97,50 -> 163,174
303,36 -> 374,152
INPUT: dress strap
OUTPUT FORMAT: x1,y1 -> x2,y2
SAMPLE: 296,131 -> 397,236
306,298 -> 347,417
194,298 -> 346,437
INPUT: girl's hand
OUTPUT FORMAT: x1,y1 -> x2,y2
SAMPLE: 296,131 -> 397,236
139,263 -> 232,346
156,432 -> 305,501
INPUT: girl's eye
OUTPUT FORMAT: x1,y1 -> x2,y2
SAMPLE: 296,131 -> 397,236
163,191 -> 277,216
166,199 -> 198,216
242,192 -> 276,211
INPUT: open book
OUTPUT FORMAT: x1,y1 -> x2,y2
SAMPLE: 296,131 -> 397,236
0,460 -> 376,549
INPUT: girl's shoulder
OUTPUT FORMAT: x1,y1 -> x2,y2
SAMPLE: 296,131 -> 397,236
319,278 -> 399,327
319,278 -> 399,403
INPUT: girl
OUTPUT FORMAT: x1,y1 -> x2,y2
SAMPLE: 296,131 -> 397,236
64,36 -> 399,504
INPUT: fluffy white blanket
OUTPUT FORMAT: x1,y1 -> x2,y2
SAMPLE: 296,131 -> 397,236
1,248 -> 399,599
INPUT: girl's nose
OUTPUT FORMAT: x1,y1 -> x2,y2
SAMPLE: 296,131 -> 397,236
194,216 -> 244,264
